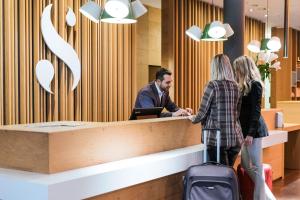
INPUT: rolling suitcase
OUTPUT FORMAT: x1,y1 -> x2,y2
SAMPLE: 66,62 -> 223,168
183,128 -> 239,200
237,163 -> 273,200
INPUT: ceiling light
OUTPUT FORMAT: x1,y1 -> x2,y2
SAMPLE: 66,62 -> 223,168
201,23 -> 227,41
249,8 -> 253,12
247,37 -> 282,53
104,0 -> 129,18
101,4 -> 136,24
208,21 -> 226,39
185,0 -> 233,42
80,0 -> 148,24
267,36 -> 281,52
185,26 -> 202,41
79,1 -> 102,23
186,22 -> 231,42
247,40 -> 261,53
247,0 -> 282,53
131,0 -> 147,18
223,23 -> 234,38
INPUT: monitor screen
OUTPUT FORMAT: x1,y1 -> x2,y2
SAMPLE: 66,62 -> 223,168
129,107 -> 163,120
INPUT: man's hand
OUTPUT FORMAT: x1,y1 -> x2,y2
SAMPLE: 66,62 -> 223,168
172,109 -> 189,117
185,108 -> 193,115
244,135 -> 253,146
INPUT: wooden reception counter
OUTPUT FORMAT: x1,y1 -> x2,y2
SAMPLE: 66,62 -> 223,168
276,101 -> 300,170
0,110 -> 288,200
0,118 -> 200,174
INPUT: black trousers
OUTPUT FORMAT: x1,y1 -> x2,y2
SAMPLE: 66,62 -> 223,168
207,145 -> 241,167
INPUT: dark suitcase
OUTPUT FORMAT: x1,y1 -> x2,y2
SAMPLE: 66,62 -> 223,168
183,128 -> 239,200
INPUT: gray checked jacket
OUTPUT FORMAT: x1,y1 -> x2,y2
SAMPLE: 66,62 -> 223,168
192,80 -> 244,148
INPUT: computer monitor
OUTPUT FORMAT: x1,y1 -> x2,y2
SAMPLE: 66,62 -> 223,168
129,107 -> 163,120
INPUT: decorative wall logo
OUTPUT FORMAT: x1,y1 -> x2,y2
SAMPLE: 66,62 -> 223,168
36,4 -> 81,94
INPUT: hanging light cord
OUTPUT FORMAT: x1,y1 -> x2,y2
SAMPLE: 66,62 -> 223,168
266,0 -> 269,30
211,0 -> 214,20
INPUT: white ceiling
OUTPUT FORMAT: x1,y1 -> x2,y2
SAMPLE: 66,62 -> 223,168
141,0 -> 300,30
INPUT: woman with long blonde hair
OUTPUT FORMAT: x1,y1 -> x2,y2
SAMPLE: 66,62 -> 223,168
233,56 -> 275,200
190,54 -> 243,166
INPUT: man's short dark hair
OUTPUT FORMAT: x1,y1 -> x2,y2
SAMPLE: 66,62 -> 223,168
156,68 -> 172,81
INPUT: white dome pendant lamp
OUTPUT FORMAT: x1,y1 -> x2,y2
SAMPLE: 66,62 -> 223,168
80,0 -> 148,24
186,0 -> 233,42
247,0 -> 281,53
247,40 -> 261,53
208,20 -> 226,39
104,0 -> 129,18
267,36 -> 281,52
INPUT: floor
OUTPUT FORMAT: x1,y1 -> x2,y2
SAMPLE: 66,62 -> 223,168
273,169 -> 300,200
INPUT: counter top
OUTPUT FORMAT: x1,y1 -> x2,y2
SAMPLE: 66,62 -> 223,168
279,123 -> 300,132
262,130 -> 287,148
0,117 -> 190,133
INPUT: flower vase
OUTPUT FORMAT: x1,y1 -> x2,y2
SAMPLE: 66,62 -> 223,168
264,76 -> 271,109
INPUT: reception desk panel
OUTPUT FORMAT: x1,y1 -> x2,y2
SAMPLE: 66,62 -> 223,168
0,118 -> 201,173
0,130 -> 49,173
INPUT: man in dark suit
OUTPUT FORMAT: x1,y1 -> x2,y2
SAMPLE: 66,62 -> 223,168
134,68 -> 193,117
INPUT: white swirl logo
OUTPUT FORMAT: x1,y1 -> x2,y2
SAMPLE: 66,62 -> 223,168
36,4 -> 81,94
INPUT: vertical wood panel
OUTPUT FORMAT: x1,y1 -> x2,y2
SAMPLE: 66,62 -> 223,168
0,0 -> 3,124
0,0 -> 136,125
4,0 -> 14,124
271,28 -> 299,107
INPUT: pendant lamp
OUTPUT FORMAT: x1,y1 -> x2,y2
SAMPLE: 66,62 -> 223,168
79,1 -> 102,23
104,0 -> 129,18
247,0 -> 281,53
185,0 -> 233,42
79,0 -> 147,24
201,23 -> 227,41
101,3 -> 136,24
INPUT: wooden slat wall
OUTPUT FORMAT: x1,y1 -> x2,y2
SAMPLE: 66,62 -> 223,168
0,0 -> 265,125
170,0 -> 265,113
271,28 -> 298,107
0,0 -> 136,125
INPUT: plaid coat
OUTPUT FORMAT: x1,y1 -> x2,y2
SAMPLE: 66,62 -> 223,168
192,80 -> 244,148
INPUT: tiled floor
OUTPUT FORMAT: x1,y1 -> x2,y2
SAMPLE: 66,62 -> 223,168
273,169 -> 300,200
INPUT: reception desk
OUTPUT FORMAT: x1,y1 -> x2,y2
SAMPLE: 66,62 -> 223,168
277,101 -> 300,123
277,101 -> 300,169
0,112 -> 287,200
0,118 -> 200,173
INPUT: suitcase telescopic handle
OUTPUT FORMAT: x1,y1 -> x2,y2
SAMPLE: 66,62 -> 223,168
202,128 -> 221,163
